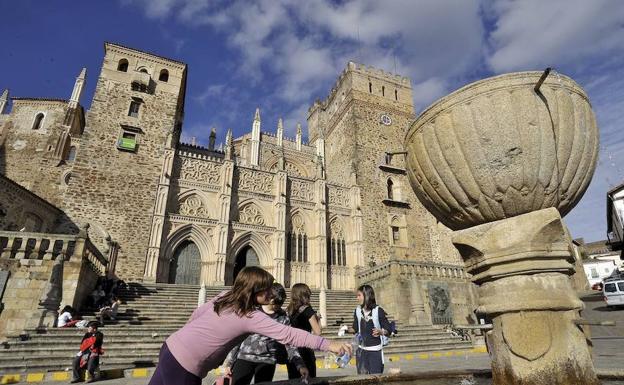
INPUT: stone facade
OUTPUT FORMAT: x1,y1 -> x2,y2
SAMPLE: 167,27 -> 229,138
1,43 -> 467,312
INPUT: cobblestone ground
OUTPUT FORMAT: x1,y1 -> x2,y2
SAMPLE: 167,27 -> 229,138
36,291 -> 623,384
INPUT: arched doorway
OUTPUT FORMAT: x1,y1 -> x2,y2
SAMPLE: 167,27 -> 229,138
169,240 -> 201,285
233,246 -> 260,282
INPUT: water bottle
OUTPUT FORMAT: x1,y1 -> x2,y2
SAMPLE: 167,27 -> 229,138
336,352 -> 351,368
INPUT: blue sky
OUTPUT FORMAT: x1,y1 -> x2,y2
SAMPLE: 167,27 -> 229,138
1,0 -> 623,243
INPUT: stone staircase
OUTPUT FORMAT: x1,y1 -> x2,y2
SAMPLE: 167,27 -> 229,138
0,283 -> 472,373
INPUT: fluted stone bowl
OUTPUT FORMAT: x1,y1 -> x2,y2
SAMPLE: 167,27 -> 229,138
405,71 -> 599,230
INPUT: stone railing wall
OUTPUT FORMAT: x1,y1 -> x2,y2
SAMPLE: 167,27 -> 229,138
355,259 -> 476,327
0,228 -> 108,337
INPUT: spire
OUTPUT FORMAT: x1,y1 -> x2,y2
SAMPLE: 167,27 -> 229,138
69,67 -> 87,109
209,127 -> 216,150
0,89 -> 8,115
225,128 -> 233,160
250,108 -> 261,166
277,118 -> 284,147
296,123 -> 302,151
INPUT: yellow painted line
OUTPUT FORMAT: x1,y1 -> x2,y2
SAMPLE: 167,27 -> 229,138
316,360 -> 323,368
404,354 -> 414,360
26,373 -> 45,382
431,352 -> 442,358
132,368 -> 149,378
472,346 -> 487,353
349,358 -> 355,365
52,372 -> 70,381
1,375 -> 20,384
277,364 -> 287,372
454,351 -> 467,356
418,353 -> 429,359
215,368 -> 222,375
444,351 -> 454,357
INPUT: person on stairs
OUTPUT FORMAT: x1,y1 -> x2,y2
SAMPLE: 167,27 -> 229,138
98,295 -> 121,325
286,283 -> 323,380
223,282 -> 310,385
148,267 -> 351,385
71,321 -> 104,383
348,284 -> 392,374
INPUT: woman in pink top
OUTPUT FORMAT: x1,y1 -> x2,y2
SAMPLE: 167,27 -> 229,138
148,267 -> 351,385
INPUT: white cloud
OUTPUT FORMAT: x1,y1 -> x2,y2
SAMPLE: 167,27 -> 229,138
485,0 -> 624,72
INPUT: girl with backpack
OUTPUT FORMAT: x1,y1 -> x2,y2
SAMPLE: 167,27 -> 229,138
349,284 -> 392,374
148,267 -> 350,385
223,283 -> 309,385
286,283 -> 322,380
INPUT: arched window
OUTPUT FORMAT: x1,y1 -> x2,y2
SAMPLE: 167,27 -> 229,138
368,82 -> 372,93
159,69 -> 169,82
117,59 -> 129,72
32,113 -> 44,130
66,146 -> 77,162
139,68 -> 148,74
382,85 -> 385,97
328,220 -> 346,266
288,214 -> 308,263
387,179 -> 394,200
395,89 -> 398,101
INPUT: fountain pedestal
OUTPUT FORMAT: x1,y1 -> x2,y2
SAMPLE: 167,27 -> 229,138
452,208 -> 598,385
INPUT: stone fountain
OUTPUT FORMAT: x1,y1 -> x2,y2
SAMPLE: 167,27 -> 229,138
405,70 -> 600,385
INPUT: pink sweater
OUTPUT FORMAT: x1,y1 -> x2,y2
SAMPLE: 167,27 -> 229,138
166,293 -> 330,378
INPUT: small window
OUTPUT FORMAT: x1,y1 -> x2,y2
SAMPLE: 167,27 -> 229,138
368,82 -> 372,93
382,86 -> 385,97
392,226 -> 400,242
32,113 -> 44,130
590,268 -> 598,278
117,59 -> 129,72
66,146 -> 77,162
139,68 -> 148,74
395,89 -> 398,101
131,82 -> 149,93
605,283 -> 617,293
159,69 -> 169,82
128,101 -> 141,118
387,179 -> 394,200
618,282 -> 624,291
117,130 -> 137,152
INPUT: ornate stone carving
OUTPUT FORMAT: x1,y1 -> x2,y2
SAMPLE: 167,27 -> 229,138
239,204 -> 265,226
291,214 -> 305,233
290,179 -> 314,201
179,195 -> 210,218
328,186 -> 350,207
178,158 -> 221,185
330,219 -> 344,238
238,169 -> 274,194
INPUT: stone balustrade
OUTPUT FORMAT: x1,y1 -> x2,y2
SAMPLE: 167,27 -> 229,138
0,230 -> 108,275
356,259 -> 467,284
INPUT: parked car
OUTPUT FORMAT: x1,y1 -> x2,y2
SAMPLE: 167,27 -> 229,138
603,278 -> 624,308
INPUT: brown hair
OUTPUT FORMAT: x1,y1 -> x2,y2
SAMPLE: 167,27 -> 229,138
287,283 -> 312,317
213,266 -> 274,317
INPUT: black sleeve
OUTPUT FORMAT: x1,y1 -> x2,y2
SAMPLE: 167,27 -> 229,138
302,306 -> 316,320
352,309 -> 358,332
377,308 -> 392,333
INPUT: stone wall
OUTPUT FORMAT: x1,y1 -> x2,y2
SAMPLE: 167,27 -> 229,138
356,260 -> 477,326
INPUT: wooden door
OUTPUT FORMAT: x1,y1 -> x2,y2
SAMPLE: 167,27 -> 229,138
169,241 -> 201,285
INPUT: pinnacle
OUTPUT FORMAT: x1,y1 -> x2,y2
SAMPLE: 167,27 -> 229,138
254,107 -> 261,121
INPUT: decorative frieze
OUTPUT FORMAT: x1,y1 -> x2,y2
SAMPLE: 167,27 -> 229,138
328,186 -> 350,207
238,168 -> 274,194
178,195 -> 210,218
290,178 -> 314,201
177,157 -> 221,185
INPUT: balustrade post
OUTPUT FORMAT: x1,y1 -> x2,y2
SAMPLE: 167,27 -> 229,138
1,236 -> 15,259
319,286 -> 327,328
198,282 -> 207,308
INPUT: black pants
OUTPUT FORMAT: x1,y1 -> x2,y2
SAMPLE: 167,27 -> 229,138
357,349 -> 383,374
72,354 -> 99,380
287,348 -> 316,379
231,359 -> 276,385
148,343 -> 201,385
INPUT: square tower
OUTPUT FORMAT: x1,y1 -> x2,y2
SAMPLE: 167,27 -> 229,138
308,62 -> 457,265
63,43 -> 187,278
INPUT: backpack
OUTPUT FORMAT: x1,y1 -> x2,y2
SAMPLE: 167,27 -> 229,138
355,305 -> 389,346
